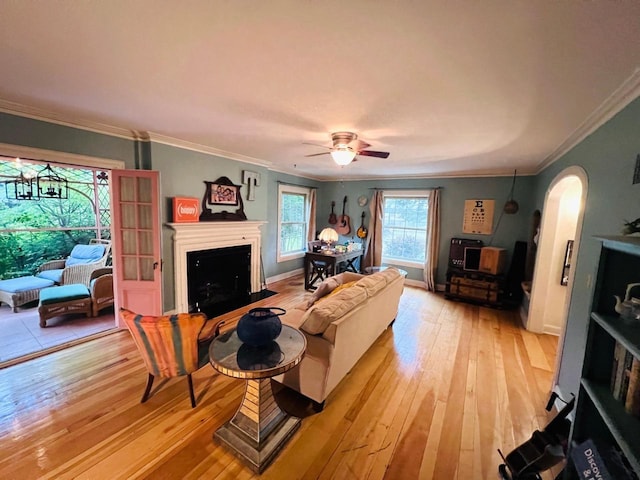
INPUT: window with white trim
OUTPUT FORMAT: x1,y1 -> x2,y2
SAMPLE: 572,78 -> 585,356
382,191 -> 429,268
277,184 -> 310,262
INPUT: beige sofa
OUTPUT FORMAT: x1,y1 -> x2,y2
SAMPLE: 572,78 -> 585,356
273,268 -> 405,410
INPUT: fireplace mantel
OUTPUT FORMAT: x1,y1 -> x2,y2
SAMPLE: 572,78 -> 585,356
167,221 -> 266,314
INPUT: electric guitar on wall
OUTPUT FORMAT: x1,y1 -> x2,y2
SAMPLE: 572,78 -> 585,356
335,196 -> 351,235
357,211 -> 368,238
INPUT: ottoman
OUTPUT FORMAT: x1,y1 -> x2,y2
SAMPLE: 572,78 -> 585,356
38,284 -> 93,327
0,276 -> 56,312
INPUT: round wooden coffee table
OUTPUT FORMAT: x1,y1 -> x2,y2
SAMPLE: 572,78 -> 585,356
209,324 -> 306,473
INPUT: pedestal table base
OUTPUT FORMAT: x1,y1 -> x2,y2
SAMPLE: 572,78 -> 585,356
214,378 -> 301,473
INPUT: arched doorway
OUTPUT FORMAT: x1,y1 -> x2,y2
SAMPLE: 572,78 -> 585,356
527,166 -> 587,384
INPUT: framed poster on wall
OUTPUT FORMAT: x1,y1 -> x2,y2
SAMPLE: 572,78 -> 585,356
463,199 -> 495,235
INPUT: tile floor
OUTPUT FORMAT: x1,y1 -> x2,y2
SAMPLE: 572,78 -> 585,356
0,301 -> 116,363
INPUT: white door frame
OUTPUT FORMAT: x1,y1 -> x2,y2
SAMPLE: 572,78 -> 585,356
528,166 -> 588,385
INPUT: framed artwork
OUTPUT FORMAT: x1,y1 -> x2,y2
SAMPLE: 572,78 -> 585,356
462,199 -> 495,235
210,183 -> 239,206
561,240 -> 574,286
200,176 -> 247,221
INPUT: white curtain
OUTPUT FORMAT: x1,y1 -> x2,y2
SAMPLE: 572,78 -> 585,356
363,191 -> 384,269
424,188 -> 441,291
307,188 -> 317,242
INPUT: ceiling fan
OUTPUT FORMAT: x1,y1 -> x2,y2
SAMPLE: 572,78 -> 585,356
304,132 -> 390,166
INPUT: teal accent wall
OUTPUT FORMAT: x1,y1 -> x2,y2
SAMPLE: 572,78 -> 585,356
3,94 -> 639,404
0,112 -> 136,167
149,142 -> 272,311
532,96 -> 640,400
319,176 -> 535,284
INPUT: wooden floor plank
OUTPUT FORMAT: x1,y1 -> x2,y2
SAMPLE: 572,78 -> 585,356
0,278 -> 560,480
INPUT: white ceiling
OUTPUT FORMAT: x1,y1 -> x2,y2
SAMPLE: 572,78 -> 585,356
1,1 -> 639,180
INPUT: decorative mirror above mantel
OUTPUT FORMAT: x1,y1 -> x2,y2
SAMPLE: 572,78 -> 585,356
200,176 -> 247,221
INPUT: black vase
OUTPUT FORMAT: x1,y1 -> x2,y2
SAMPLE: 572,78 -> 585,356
236,342 -> 284,370
236,307 -> 285,347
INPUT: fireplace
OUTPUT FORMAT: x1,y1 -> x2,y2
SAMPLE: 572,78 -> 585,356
167,221 -> 266,315
187,244 -> 251,318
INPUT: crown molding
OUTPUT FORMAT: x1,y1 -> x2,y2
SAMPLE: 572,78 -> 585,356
536,68 -> 640,174
145,132 -> 272,168
0,98 -> 135,140
273,167 -> 537,182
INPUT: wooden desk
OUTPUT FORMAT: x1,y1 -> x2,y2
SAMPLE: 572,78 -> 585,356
304,250 -> 363,290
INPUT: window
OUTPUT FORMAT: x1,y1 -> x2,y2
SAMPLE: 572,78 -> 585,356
382,191 -> 429,267
277,184 -> 311,262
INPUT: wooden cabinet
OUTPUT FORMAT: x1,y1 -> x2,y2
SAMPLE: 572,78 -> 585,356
566,236 -> 640,478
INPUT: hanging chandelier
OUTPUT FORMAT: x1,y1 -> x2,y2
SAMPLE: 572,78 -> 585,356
36,163 -> 68,199
5,169 -> 36,200
4,160 -> 69,201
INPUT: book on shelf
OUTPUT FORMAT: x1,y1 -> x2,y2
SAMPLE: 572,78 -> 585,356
611,343 -> 635,403
572,439 -> 639,480
625,356 -> 640,416
611,341 -> 626,396
571,438 -> 612,479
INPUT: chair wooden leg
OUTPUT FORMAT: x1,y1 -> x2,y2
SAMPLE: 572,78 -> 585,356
188,374 -> 196,408
312,400 -> 325,412
141,373 -> 154,403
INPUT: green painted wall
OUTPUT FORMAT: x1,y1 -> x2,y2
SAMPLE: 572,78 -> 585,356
532,96 -> 640,400
0,112 -> 136,167
320,176 -> 535,284
149,142 -> 274,311
8,98 -> 640,407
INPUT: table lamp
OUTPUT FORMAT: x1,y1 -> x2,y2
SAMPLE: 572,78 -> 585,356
318,227 -> 339,249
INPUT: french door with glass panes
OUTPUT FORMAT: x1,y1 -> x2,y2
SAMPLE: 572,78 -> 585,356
110,169 -> 162,316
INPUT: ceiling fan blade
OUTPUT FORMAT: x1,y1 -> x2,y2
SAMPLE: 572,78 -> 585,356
305,152 -> 331,157
349,139 -> 371,150
302,142 -> 331,149
357,150 -> 390,159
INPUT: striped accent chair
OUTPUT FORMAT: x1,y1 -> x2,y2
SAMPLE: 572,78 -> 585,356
120,308 -> 225,408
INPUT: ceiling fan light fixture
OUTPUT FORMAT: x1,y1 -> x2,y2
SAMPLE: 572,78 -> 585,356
330,147 -> 356,166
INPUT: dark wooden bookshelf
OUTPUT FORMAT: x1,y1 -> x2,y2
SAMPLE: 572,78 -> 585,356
566,236 -> 640,479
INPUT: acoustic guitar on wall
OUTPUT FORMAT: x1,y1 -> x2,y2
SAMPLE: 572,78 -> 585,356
335,196 -> 351,235
357,212 -> 368,239
328,201 -> 337,225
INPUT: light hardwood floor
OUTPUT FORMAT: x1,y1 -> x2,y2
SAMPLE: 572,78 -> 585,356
0,276 -> 561,480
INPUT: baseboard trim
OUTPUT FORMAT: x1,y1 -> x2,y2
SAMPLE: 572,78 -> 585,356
265,268 -> 304,286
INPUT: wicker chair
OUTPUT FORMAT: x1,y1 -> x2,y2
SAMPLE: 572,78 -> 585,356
90,267 -> 114,316
37,239 -> 111,287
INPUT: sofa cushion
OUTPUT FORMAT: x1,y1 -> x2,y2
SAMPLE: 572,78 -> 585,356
65,244 -> 106,266
281,308 -> 307,330
0,276 -> 55,293
302,276 -> 342,309
39,284 -> 90,305
36,269 -> 63,284
300,284 -> 367,335
325,280 -> 358,298
377,268 -> 403,284
354,274 -> 387,296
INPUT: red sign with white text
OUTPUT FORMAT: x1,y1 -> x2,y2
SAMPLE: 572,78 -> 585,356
172,197 -> 199,223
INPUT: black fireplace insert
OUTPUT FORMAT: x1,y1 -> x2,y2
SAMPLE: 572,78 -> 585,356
187,244 -> 251,318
